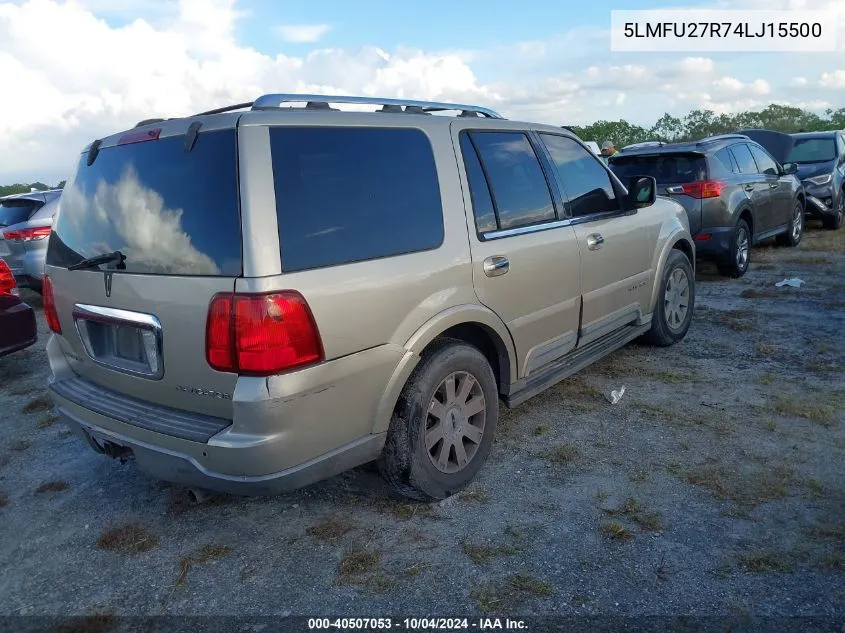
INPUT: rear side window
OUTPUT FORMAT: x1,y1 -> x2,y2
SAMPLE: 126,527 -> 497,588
730,144 -> 758,174
609,153 -> 706,184
714,148 -> 738,174
749,144 -> 779,176
540,133 -> 618,217
459,134 -> 498,234
47,130 -> 241,276
464,131 -> 555,231
270,127 -> 443,272
0,199 -> 42,228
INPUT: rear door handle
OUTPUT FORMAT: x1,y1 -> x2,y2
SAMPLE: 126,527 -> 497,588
744,184 -> 755,192
769,182 -> 779,189
586,233 -> 604,250
483,256 -> 509,277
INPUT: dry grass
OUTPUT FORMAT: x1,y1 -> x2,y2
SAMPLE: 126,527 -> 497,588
470,573 -> 553,612
603,497 -> 663,532
307,517 -> 353,541
37,413 -> 59,429
599,521 -> 633,541
96,524 -> 159,555
637,402 -> 677,421
544,444 -> 581,466
533,425 -> 549,436
335,549 -> 393,593
706,308 -> 755,332
740,287 -> 779,299
754,343 -> 779,358
461,540 -> 520,564
680,462 -> 796,505
774,395 -> 836,426
22,394 -> 52,414
822,552 -> 844,570
739,552 -> 795,573
460,487 -> 490,505
802,231 -> 845,253
36,480 -> 69,494
379,501 -> 438,520
175,543 -> 233,585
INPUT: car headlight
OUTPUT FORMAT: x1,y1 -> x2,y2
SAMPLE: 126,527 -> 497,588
805,174 -> 832,186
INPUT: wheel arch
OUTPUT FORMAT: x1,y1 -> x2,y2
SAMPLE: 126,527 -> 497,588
648,228 -> 696,313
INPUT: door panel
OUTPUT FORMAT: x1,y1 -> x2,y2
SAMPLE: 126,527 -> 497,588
731,144 -> 773,232
749,144 -> 790,227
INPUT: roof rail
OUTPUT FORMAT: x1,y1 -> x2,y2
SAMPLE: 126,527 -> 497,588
250,93 -> 504,119
621,140 -> 667,151
696,134 -> 748,145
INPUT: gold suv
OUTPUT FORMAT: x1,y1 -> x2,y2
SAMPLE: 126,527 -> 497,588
44,94 -> 695,501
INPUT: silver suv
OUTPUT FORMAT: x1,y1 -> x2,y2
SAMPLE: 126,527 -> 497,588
45,94 -> 696,501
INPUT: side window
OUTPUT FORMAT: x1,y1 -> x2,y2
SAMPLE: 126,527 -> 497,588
714,148 -> 738,174
269,127 -> 444,272
749,144 -> 779,176
730,144 -> 758,174
538,133 -> 618,217
459,134 -> 498,234
466,131 -> 556,231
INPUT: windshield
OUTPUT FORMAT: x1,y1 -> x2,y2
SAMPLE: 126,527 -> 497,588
788,138 -> 836,164
0,199 -> 41,228
46,129 -> 242,276
609,153 -> 706,184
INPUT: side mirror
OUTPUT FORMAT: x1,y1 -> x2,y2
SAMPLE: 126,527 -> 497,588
626,176 -> 656,209
782,162 -> 798,175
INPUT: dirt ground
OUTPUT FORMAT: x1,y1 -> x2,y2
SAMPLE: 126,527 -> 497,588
0,222 -> 843,623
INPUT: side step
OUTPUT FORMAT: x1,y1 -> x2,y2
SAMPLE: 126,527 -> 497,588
504,323 -> 651,408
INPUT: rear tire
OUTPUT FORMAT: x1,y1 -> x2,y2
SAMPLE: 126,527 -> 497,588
822,194 -> 844,230
716,218 -> 751,278
776,200 -> 804,247
643,250 -> 695,347
378,339 -> 498,501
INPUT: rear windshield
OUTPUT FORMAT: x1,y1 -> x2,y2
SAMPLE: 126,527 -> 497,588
609,153 -> 707,184
788,138 -> 836,164
0,199 -> 42,228
47,130 -> 241,276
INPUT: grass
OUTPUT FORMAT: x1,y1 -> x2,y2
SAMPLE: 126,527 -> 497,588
759,372 -> 774,385
37,413 -> 58,429
603,497 -> 662,532
754,343 -> 779,358
176,544 -> 233,585
470,573 -> 553,612
543,443 -> 581,466
22,394 -> 52,414
637,402 -> 676,421
774,395 -> 836,426
740,288 -> 779,299
96,523 -> 159,555
461,540 -> 520,564
599,521 -> 633,541
460,487 -> 490,504
806,478 -> 824,499
596,489 -> 610,503
36,480 -> 69,494
679,462 -> 796,505
805,523 -> 845,542
382,502 -> 438,520
307,517 -> 353,541
822,552 -> 844,570
335,549 -> 393,593
739,552 -> 795,573
707,308 -> 755,332
533,425 -> 549,436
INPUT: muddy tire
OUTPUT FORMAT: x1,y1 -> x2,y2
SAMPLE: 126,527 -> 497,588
643,249 -> 695,347
716,218 -> 751,278
378,339 -> 498,501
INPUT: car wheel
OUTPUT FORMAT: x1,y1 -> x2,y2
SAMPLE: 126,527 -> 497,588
643,249 -> 695,347
378,339 -> 498,501
717,218 -> 751,278
777,200 -> 804,246
822,194 -> 844,230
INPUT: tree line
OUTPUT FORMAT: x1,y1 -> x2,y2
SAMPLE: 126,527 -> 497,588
0,181 -> 66,198
569,103 -> 845,149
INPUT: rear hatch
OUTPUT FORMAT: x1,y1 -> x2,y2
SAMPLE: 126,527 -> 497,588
45,117 -> 243,419
0,197 -> 45,267
609,152 -> 707,233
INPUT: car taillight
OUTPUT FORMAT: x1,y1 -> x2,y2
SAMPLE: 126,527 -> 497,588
42,275 -> 62,334
205,292 -> 323,376
2,226 -> 51,241
0,259 -> 17,297
681,181 -> 726,199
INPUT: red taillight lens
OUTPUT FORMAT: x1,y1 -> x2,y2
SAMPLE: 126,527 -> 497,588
681,180 -> 726,199
694,234 -> 712,242
2,226 -> 51,241
206,292 -> 323,376
42,275 -> 62,334
118,128 -> 161,145
0,259 -> 17,297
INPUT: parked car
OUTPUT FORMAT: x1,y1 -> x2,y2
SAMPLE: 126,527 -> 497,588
0,190 -> 62,292
0,258 -> 37,357
785,130 -> 845,230
44,94 -> 695,501
609,133 -> 804,278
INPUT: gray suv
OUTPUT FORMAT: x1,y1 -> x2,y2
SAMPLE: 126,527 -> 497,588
0,190 -> 62,292
44,94 -> 695,501
609,134 -> 805,277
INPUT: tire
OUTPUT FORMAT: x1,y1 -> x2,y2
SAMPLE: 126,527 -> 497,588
378,339 -> 498,501
643,249 -> 695,347
822,193 -> 844,230
716,218 -> 751,278
776,200 -> 804,247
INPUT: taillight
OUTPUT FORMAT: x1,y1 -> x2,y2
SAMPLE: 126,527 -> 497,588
118,128 -> 161,145
2,226 -> 51,241
42,275 -> 62,334
205,292 -> 323,376
681,180 -> 726,199
0,260 -> 17,297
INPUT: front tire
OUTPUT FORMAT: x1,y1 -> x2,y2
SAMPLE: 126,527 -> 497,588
717,218 -> 751,278
776,200 -> 804,247
822,194 -> 844,230
643,250 -> 695,347
378,339 -> 498,501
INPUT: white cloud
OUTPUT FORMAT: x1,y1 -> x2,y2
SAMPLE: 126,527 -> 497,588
711,76 -> 770,95
820,70 -> 845,88
277,23 -> 331,43
790,77 -> 808,87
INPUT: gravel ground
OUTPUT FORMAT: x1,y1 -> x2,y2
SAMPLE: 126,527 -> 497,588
0,222 -> 843,624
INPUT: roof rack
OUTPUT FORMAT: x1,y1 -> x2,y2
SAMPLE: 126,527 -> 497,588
696,134 -> 748,146
250,93 -> 504,119
621,140 -> 667,151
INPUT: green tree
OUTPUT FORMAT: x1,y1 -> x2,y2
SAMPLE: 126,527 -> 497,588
649,113 -> 684,142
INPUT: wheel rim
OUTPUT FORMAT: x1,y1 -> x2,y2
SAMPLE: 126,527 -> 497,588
425,371 -> 486,474
736,227 -> 750,269
664,266 -> 690,330
792,204 -> 803,240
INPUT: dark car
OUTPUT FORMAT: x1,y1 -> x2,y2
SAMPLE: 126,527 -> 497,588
0,258 -> 37,357
609,133 -> 804,277
786,130 -> 845,230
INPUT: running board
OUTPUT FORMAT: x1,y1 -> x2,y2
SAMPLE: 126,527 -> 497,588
504,323 -> 651,408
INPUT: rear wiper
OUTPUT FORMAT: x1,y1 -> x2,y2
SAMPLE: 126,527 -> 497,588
68,250 -> 126,271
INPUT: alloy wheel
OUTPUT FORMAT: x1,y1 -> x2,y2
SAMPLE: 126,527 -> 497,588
425,371 -> 486,474
664,267 -> 690,330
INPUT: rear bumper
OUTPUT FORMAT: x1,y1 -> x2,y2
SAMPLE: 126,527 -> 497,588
691,227 -> 733,258
0,301 -> 37,357
46,335 -> 401,495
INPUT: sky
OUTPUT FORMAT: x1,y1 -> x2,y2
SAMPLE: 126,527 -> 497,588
1,0 -> 845,183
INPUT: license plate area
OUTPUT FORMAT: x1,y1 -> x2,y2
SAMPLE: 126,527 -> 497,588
73,304 -> 164,380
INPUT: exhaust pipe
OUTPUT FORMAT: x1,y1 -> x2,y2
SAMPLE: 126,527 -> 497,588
186,487 -> 215,505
